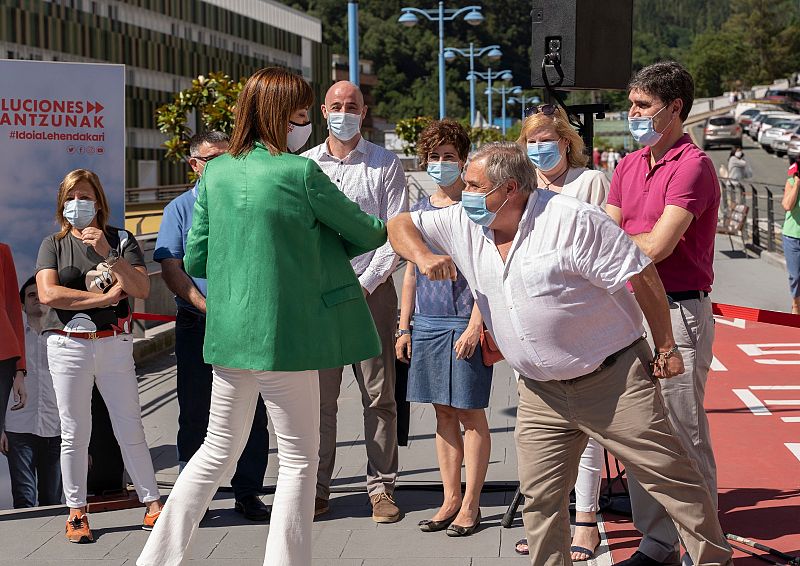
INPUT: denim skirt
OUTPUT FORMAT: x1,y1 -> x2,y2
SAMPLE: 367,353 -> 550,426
406,315 -> 493,409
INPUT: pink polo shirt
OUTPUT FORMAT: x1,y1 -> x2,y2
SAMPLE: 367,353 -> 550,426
607,134 -> 720,293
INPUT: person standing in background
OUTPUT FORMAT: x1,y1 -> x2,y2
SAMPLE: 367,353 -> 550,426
781,159 -> 800,314
1,276 -> 61,508
303,80 -> 408,523
0,242 -> 27,434
155,131 -> 271,521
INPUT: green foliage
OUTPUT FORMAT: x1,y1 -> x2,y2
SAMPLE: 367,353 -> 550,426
395,116 -> 434,156
469,127 -> 504,147
155,72 -> 245,164
281,0 -> 800,118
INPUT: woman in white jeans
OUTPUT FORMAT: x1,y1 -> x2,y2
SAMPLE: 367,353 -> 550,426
137,68 -> 388,566
515,105 -> 610,560
35,169 -> 163,543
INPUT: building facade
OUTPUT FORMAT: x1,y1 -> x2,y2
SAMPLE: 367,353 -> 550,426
0,0 -> 331,187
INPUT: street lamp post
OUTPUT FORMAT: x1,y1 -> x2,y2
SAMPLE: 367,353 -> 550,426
444,44 -> 502,126
485,85 -> 521,136
469,68 -> 512,128
398,3 -> 484,119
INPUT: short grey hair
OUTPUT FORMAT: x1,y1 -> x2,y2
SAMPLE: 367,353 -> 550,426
470,142 -> 537,194
189,130 -> 230,157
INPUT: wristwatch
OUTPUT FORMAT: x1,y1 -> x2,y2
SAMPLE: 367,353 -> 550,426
105,248 -> 120,268
394,328 -> 411,339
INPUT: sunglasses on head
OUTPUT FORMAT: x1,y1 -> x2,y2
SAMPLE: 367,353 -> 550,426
524,104 -> 557,118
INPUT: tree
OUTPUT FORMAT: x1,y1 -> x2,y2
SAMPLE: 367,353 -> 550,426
395,116 -> 434,156
155,72 -> 245,165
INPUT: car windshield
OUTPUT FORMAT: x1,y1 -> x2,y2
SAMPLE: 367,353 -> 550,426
741,109 -> 761,117
774,121 -> 800,130
709,116 -> 735,126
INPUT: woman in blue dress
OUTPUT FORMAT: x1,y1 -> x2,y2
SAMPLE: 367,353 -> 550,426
395,120 -> 492,537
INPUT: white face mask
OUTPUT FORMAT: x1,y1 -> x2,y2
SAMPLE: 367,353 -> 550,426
327,111 -> 362,141
287,121 -> 312,152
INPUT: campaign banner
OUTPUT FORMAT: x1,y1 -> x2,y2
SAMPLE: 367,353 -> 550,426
0,60 -> 125,285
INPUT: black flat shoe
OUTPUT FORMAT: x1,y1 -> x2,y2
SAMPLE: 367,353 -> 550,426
418,509 -> 459,532
234,495 -> 271,521
446,510 -> 481,537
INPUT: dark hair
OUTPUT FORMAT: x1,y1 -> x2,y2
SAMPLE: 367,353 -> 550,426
189,131 -> 229,157
729,146 -> 742,157
628,61 -> 694,121
19,275 -> 36,304
228,67 -> 314,157
416,119 -> 471,167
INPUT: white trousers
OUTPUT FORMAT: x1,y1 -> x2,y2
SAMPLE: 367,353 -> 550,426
574,437 -> 603,513
46,333 -> 161,508
137,366 -> 320,566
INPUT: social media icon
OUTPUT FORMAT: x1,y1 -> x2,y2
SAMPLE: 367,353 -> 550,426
67,146 -> 76,153
96,147 -> 104,154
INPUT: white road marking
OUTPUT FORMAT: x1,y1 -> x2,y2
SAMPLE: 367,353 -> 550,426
714,317 -> 746,328
781,417 -> 800,422
750,386 -> 800,390
732,389 -> 772,415
786,443 -> 800,462
711,356 -> 728,371
764,400 -> 800,405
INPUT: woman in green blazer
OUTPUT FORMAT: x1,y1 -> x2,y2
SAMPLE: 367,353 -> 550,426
137,68 -> 387,566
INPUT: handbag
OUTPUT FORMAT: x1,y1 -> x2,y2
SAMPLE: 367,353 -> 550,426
479,326 -> 504,367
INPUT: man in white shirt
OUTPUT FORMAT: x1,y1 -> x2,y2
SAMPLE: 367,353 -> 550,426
303,81 -> 408,523
387,143 -> 732,565
1,277 -> 61,508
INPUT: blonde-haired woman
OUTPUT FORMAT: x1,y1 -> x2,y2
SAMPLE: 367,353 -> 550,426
137,67 -> 387,566
514,105 -> 609,561
520,104 -> 607,205
35,169 -> 163,543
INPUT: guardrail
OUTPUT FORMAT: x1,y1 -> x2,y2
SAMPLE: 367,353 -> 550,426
719,177 -> 786,253
406,174 -> 428,206
126,183 -> 192,204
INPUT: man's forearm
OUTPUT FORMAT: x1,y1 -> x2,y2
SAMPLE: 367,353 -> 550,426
629,263 -> 676,351
387,213 -> 433,264
161,260 -> 206,313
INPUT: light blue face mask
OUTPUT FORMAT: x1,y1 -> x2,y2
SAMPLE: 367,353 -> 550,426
628,104 -> 674,146
63,199 -> 97,230
461,185 -> 508,227
526,141 -> 562,172
327,111 -> 361,141
426,161 -> 462,187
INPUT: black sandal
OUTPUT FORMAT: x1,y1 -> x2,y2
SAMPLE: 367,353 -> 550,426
418,509 -> 458,532
570,521 -> 600,562
515,538 -> 529,555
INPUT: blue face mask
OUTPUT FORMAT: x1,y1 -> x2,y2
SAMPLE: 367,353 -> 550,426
427,161 -> 462,187
461,185 -> 508,227
327,111 -> 361,141
628,104 -> 674,146
63,199 -> 97,230
526,141 -> 562,172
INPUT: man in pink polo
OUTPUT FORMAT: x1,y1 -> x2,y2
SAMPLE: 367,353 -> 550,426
607,61 -> 721,566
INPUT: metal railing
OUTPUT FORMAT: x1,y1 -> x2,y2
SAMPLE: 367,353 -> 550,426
719,177 -> 786,253
406,174 -> 428,206
126,183 -> 192,204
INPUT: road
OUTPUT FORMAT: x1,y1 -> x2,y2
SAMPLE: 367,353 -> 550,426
690,123 -> 790,190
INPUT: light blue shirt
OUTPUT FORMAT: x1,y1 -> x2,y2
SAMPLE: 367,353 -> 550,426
154,185 -> 207,312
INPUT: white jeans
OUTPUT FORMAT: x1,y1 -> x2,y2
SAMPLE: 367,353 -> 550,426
137,366 -> 320,566
574,437 -> 603,513
46,333 -> 161,508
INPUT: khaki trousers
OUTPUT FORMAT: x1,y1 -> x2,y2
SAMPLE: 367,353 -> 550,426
317,279 -> 399,499
630,296 -> 718,563
515,340 -> 732,566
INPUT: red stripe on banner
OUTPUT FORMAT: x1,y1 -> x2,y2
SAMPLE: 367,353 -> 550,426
712,302 -> 800,328
132,312 -> 177,322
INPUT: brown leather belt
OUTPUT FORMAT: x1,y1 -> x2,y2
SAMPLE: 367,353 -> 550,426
52,329 -> 119,340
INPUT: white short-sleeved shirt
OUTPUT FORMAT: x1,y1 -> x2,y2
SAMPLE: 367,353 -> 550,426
559,167 -> 609,207
410,189 -> 651,381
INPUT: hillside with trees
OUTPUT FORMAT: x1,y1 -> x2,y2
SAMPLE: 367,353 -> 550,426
281,0 -> 800,119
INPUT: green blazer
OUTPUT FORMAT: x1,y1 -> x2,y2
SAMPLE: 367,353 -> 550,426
185,143 -> 387,372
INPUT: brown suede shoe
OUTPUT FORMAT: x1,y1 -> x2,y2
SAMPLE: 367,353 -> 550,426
314,497 -> 329,518
370,492 -> 401,523
65,513 -> 94,544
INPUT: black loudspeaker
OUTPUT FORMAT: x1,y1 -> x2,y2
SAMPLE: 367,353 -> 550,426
531,0 -> 633,90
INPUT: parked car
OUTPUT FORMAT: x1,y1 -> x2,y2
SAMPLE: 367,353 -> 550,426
737,108 -> 764,129
748,111 -> 796,140
757,116 -> 800,150
702,115 -> 742,150
768,123 -> 800,156
788,137 -> 800,161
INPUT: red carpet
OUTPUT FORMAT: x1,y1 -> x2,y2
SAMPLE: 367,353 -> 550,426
603,316 -> 800,565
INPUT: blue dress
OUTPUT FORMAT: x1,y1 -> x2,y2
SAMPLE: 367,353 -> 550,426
405,197 -> 493,409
